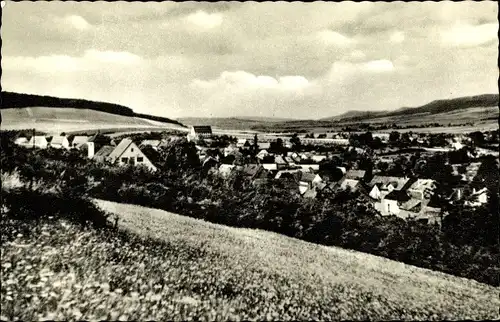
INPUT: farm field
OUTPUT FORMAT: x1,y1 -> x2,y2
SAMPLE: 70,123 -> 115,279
5,197 -> 496,321
1,107 -> 186,135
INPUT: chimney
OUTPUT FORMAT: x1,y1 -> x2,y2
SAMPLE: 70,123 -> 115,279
87,142 -> 95,159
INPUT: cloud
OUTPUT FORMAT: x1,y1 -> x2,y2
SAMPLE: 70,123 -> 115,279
316,30 -> 355,47
191,71 -> 311,93
441,23 -> 498,47
84,50 -> 142,64
3,50 -> 143,73
185,10 -> 223,29
389,31 -> 405,43
64,15 -> 91,30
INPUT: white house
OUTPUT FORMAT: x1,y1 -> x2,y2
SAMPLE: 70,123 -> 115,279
256,149 -> 270,160
140,140 -> 162,150
50,136 -> 70,149
27,136 -> 48,149
407,179 -> 436,200
14,137 -> 28,146
71,136 -> 89,149
94,138 -> 157,172
311,155 -> 328,163
187,126 -> 212,142
236,139 -> 249,148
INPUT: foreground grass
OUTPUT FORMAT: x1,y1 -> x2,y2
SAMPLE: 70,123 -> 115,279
1,200 -> 498,321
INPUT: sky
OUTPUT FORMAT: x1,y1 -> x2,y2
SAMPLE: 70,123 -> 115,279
2,1 -> 498,120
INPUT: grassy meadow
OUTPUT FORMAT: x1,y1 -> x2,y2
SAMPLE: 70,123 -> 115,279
2,195 -> 498,321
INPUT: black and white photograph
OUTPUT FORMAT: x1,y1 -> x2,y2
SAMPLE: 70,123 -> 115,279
1,1 -> 499,320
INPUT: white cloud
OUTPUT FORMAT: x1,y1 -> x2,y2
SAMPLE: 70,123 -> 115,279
84,50 -> 142,64
3,55 -> 81,73
185,10 -> 223,29
316,30 -> 355,47
364,59 -> 395,72
441,23 -> 498,47
64,15 -> 91,30
191,71 -> 311,92
389,31 -> 405,43
3,50 -> 143,73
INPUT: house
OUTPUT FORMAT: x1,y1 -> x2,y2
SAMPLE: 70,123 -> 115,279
331,139 -> 350,145
140,140 -> 162,150
223,145 -> 239,157
367,176 -> 413,201
93,145 -> 115,163
335,178 -> 365,193
219,164 -> 235,178
372,133 -> 390,143
49,136 -> 70,149
297,164 -> 320,172
406,179 -> 436,200
451,141 -> 464,150
241,164 -> 267,180
71,136 -> 89,149
311,155 -> 328,163
299,172 -> 322,189
27,136 -> 48,149
202,156 -> 219,171
345,169 -> 367,181
94,138 -> 157,172
187,125 -> 212,142
14,137 -> 28,146
275,169 -> 301,180
274,155 -> 288,169
336,167 -> 347,175
464,187 -> 489,207
262,163 -> 278,171
284,156 -> 295,166
398,198 -> 443,225
236,139 -> 250,148
284,141 -> 293,149
257,142 -> 271,150
256,149 -> 270,160
378,190 -> 411,217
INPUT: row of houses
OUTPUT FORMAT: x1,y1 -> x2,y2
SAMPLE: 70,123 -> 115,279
15,134 -> 158,172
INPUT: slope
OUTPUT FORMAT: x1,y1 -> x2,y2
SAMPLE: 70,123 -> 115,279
89,199 -> 498,320
321,94 -> 499,122
1,91 -> 185,132
1,107 -> 186,135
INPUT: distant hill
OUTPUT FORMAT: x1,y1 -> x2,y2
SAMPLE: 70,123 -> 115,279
322,94 -> 499,122
1,91 -> 185,128
178,116 -> 294,130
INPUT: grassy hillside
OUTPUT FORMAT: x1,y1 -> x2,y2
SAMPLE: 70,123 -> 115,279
1,179 -> 498,320
1,107 -> 187,135
322,94 -> 499,122
1,91 -> 185,128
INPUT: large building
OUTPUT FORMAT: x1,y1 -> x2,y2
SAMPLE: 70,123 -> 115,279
187,126 -> 213,142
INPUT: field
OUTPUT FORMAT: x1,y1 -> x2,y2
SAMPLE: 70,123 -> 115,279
2,197 -> 497,321
1,107 -> 186,135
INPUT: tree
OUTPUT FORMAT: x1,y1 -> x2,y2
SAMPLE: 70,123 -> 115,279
389,131 -> 400,145
290,133 -> 301,150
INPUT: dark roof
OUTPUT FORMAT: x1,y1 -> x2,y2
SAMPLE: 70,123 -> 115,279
94,145 -> 115,159
300,172 -> 317,183
345,170 -> 366,180
108,139 -> 134,161
385,190 -> 411,202
192,126 -> 212,134
242,164 -> 263,177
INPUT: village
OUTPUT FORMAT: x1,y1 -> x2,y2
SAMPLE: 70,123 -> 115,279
13,125 -> 498,227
